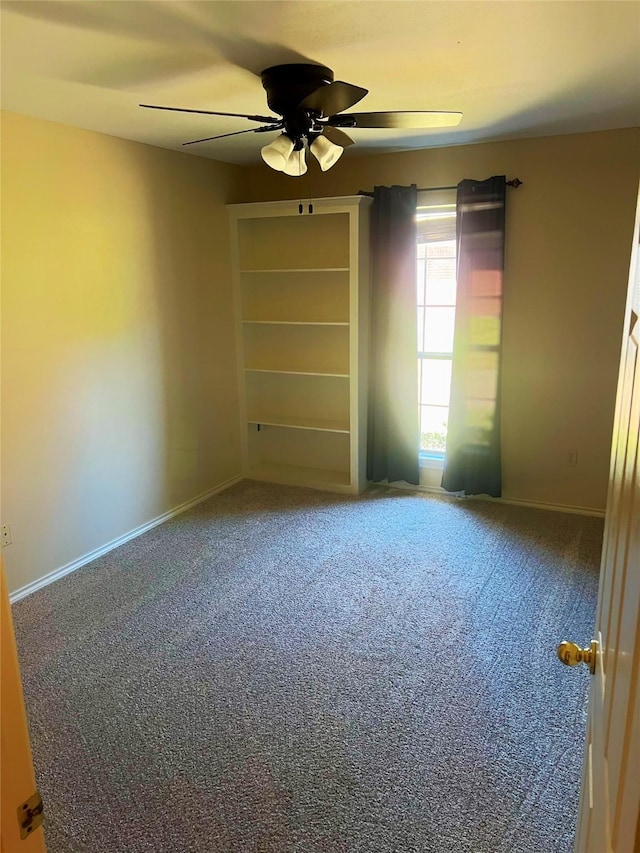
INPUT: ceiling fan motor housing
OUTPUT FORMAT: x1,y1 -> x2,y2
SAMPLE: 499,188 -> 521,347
139,63 -> 462,154
261,64 -> 334,117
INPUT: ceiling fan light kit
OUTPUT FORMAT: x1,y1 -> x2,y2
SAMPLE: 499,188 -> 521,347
310,135 -> 344,171
282,144 -> 308,177
260,133 -> 294,170
261,132 -> 343,175
140,63 -> 463,176
260,134 -> 309,176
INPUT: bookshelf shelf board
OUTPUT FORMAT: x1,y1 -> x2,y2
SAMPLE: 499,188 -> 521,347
247,415 -> 350,434
242,320 -> 349,326
240,267 -> 350,274
245,368 -> 349,378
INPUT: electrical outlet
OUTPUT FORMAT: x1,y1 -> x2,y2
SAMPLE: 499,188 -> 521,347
568,450 -> 578,468
1,524 -> 12,547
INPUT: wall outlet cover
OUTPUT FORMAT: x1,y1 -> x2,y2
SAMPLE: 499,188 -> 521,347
1,524 -> 12,546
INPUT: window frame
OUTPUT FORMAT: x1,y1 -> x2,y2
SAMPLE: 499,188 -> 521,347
416,190 -> 457,465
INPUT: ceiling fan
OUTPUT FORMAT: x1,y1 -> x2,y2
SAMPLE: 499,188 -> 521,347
140,63 -> 462,176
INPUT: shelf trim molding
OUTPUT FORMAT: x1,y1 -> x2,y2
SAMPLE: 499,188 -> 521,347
245,368 -> 349,378
240,267 -> 350,274
242,320 -> 349,326
247,416 -> 350,434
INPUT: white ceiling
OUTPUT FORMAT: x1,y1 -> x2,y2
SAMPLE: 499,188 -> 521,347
1,0 -> 639,165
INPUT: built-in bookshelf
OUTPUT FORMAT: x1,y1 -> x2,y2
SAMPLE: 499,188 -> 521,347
228,196 -> 371,493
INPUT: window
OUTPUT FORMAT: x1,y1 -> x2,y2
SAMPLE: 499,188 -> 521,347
416,191 -> 457,459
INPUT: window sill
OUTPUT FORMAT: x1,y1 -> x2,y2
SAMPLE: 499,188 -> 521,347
419,454 -> 444,470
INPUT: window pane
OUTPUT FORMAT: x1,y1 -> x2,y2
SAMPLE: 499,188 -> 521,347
416,224 -> 456,457
417,307 -> 425,351
420,405 -> 449,452
420,358 -> 452,406
423,307 -> 455,353
426,257 -> 456,280
426,239 -> 456,259
425,276 -> 457,306
417,258 -> 426,306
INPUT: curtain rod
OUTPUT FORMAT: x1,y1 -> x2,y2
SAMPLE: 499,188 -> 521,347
358,178 -> 523,197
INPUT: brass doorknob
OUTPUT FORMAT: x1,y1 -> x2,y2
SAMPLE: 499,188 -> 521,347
557,640 -> 598,674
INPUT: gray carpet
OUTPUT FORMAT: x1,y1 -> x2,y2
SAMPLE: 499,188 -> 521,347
12,481 -> 601,853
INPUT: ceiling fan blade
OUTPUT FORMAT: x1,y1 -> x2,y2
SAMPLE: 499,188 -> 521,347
182,126 -> 280,146
140,104 -> 280,123
322,125 -> 355,148
329,111 -> 463,129
299,81 -> 368,117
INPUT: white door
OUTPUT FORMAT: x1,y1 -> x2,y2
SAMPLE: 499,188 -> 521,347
1,561 -> 47,851
562,184 -> 640,852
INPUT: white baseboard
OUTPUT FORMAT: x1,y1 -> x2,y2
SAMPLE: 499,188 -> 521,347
10,474 -> 603,604
387,482 -> 606,518
490,495 -> 605,518
9,475 -> 243,604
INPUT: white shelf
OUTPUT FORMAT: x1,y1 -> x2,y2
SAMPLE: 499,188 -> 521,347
247,414 -> 350,433
240,267 -> 350,274
247,461 -> 351,489
245,368 -> 349,378
242,325 -> 349,378
242,320 -> 349,326
229,195 -> 371,495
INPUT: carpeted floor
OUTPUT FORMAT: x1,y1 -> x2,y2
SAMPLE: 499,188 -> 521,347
12,481 -> 602,853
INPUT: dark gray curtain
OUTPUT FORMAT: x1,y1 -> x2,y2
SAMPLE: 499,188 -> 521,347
442,176 -> 506,496
367,185 -> 420,485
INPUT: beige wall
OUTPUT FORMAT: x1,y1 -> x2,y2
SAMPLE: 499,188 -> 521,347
1,111 -> 243,594
240,128 -> 640,511
2,119 -> 638,597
